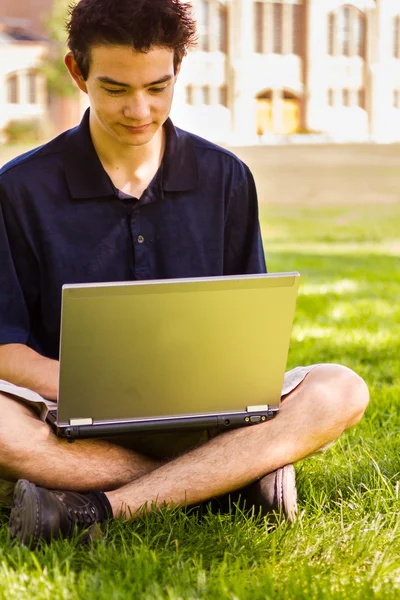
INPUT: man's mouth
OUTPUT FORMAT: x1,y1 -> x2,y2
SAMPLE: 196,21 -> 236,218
121,123 -> 151,133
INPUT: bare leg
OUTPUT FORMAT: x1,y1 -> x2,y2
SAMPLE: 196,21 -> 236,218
106,365 -> 369,517
0,394 -> 160,492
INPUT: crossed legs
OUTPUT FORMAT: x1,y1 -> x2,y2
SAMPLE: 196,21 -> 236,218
0,364 -> 369,517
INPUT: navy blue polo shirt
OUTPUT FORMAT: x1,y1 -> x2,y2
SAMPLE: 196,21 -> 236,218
0,109 -> 266,360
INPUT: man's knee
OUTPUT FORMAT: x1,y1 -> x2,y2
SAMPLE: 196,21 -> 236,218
310,364 -> 369,429
344,369 -> 369,428
0,393 -> 49,473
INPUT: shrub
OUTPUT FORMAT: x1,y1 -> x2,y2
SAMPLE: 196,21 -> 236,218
3,119 -> 44,144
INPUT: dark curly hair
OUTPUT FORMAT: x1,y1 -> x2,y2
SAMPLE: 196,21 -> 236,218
66,0 -> 197,79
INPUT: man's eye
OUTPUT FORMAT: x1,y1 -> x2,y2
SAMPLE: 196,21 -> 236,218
105,89 -> 124,95
149,86 -> 167,94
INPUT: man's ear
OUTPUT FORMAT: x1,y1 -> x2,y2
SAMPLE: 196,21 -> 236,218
64,52 -> 88,94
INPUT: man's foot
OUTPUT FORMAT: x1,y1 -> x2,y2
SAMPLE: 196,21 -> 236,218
9,480 -> 111,547
243,464 -> 298,522
206,465 -> 298,521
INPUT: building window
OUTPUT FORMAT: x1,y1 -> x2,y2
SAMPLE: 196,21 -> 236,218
292,4 -> 302,56
217,5 -> 228,53
200,85 -> 210,105
219,85 -> 228,107
328,13 -> 335,55
27,71 -> 37,104
394,90 -> 400,109
338,6 -> 351,57
273,2 -> 283,54
330,6 -> 365,57
186,85 -> 194,105
328,89 -> 334,107
358,88 -> 365,109
255,1 -> 303,56
342,89 -> 350,107
394,16 -> 400,58
254,2 -> 264,53
197,0 -> 209,52
354,12 -> 365,57
6,74 -> 19,104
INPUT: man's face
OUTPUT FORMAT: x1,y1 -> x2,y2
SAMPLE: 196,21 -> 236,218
67,45 -> 178,148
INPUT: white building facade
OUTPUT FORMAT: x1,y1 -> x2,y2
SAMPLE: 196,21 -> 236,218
0,22 -> 48,137
171,0 -> 400,144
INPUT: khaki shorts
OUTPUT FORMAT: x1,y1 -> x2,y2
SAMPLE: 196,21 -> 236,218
0,364 -> 321,505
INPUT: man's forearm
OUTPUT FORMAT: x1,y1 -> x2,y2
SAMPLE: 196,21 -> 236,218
0,343 -> 59,400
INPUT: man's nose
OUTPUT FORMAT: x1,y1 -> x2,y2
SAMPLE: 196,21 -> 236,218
123,94 -> 150,121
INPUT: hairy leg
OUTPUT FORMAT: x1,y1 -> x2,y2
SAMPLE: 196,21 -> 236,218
106,364 -> 369,517
0,394 -> 160,492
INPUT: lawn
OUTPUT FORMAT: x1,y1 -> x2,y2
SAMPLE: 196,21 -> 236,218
0,143 -> 400,598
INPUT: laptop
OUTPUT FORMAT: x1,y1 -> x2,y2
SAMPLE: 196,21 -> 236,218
47,272 -> 300,439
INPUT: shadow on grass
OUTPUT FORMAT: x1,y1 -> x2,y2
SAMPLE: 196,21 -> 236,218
266,249 -> 400,283
0,248 -> 398,599
265,251 -> 400,373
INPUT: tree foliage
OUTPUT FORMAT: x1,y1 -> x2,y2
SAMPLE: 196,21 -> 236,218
41,0 -> 78,97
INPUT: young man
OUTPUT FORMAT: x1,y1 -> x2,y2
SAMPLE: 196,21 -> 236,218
0,0 -> 369,547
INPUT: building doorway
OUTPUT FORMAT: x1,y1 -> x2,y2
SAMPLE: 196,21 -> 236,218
255,90 -> 272,136
282,90 -> 300,134
255,89 -> 301,135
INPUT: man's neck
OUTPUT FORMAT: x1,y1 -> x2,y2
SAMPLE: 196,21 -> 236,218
90,119 -> 166,198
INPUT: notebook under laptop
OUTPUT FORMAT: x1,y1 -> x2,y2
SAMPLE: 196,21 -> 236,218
47,272 -> 300,440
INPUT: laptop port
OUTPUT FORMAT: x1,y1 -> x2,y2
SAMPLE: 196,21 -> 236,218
249,415 -> 262,423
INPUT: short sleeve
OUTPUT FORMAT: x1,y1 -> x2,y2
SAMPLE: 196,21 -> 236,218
223,163 -> 267,275
0,187 -> 30,344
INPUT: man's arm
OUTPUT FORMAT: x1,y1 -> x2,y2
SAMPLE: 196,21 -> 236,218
0,188 -> 58,398
224,163 -> 267,276
0,344 -> 59,400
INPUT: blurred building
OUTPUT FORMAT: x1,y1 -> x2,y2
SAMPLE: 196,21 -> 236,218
1,0 -> 400,144
0,20 -> 48,138
0,0 -> 52,36
173,0 -> 400,144
0,0 -> 86,139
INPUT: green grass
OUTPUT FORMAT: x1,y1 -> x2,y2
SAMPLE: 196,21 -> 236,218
1,145 -> 400,598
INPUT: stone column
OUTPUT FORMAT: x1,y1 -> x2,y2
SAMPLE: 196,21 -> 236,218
193,85 -> 202,106
208,0 -> 217,53
37,73 -> 48,107
302,0 -> 313,131
283,2 -> 292,55
210,84 -> 219,107
18,69 -> 29,106
231,0 -> 257,142
305,0 -> 333,132
369,0 -> 394,141
272,88 -> 284,133
264,1 -> 273,54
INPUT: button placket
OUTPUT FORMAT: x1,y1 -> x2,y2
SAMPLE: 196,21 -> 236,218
130,207 -> 149,277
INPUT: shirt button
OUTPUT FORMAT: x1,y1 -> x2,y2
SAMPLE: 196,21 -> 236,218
137,235 -> 145,244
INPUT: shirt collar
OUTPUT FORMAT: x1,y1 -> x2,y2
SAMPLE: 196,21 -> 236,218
63,109 -> 199,199
63,109 -> 114,199
162,118 -> 199,192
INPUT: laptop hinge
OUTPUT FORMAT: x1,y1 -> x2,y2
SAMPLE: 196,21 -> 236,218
69,418 -> 93,426
246,405 -> 269,413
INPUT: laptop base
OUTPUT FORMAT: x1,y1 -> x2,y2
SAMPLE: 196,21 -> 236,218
47,409 -> 279,440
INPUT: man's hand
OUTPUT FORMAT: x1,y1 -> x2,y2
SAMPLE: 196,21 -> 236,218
0,344 -> 59,400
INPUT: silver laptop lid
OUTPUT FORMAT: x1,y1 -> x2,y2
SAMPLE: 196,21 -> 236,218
57,273 -> 300,425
